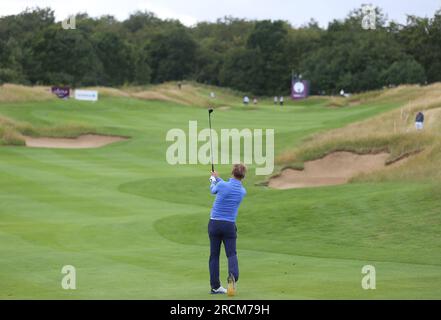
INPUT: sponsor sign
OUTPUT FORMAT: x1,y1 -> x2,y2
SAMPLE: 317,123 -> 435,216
291,80 -> 310,100
74,90 -> 98,101
52,87 -> 70,99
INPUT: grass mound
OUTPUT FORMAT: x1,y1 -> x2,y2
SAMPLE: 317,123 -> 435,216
326,83 -> 441,108
83,81 -> 244,108
0,115 -> 97,146
277,84 -> 441,183
0,84 -> 55,103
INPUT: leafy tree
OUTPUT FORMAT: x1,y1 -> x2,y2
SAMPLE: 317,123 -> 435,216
0,5 -> 440,93
30,25 -> 102,86
302,7 -> 408,93
381,58 -> 426,86
0,38 -> 25,83
219,47 -> 265,93
132,44 -> 152,85
93,32 -> 133,86
194,46 -> 222,85
246,20 -> 290,95
148,27 -> 198,83
123,11 -> 162,33
399,12 -> 441,83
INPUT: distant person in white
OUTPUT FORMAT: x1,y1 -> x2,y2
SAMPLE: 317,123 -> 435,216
279,96 -> 284,106
274,96 -> 278,105
243,96 -> 250,105
415,111 -> 425,130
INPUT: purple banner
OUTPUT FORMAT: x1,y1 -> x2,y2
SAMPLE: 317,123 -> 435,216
291,80 -> 310,100
52,87 -> 70,99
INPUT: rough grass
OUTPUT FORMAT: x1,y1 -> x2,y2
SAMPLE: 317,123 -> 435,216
0,116 -> 26,145
0,115 -> 97,146
0,84 -> 55,103
326,83 -> 441,108
132,82 -> 244,108
84,81 -> 244,108
277,83 -> 441,183
83,87 -> 131,98
0,81 -> 244,107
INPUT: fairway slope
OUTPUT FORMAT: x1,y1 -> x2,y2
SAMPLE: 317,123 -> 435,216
1,83 -> 440,299
276,83 -> 441,184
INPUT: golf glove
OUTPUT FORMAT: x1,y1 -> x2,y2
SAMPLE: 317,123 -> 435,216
209,176 -> 217,183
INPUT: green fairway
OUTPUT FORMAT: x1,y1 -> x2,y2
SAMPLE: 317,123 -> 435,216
0,92 -> 440,299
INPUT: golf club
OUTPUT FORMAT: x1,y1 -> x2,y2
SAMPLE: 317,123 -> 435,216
208,108 -> 215,173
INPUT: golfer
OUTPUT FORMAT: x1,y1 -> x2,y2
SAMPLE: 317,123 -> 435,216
208,164 -> 247,295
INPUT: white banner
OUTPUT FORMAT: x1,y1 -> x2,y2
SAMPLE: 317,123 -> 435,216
74,90 -> 98,101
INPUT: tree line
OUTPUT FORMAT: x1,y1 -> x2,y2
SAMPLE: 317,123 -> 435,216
0,6 -> 440,95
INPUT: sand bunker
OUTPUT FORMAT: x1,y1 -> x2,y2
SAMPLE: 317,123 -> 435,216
25,134 -> 127,149
269,152 -> 396,189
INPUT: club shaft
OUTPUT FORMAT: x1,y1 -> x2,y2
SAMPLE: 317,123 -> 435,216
209,112 -> 214,172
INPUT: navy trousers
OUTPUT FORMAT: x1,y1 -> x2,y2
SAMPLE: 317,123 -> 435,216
208,219 -> 239,289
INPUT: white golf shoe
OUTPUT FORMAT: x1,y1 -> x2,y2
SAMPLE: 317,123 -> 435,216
211,286 -> 227,294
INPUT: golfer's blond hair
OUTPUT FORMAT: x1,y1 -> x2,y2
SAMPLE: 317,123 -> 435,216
232,164 -> 247,180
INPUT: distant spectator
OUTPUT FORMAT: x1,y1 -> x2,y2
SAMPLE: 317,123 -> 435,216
340,89 -> 345,96
415,111 -> 425,130
178,82 -> 182,90
274,96 -> 278,105
210,92 -> 216,99
243,96 -> 250,105
253,97 -> 258,105
279,96 -> 284,106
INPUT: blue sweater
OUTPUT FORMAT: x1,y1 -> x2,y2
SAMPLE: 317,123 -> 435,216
210,177 -> 246,223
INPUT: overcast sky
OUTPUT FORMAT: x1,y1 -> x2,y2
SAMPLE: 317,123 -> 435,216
0,0 -> 440,27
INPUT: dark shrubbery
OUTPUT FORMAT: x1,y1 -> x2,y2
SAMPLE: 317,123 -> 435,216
0,6 -> 440,95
